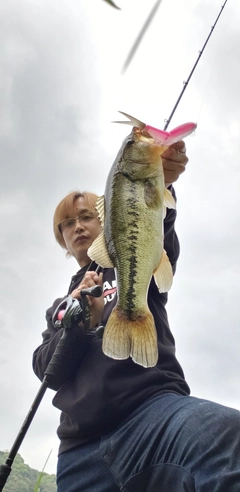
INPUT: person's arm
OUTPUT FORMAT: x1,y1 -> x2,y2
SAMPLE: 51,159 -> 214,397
161,140 -> 188,273
163,188 -> 179,275
33,272 -> 104,386
32,296 -> 90,385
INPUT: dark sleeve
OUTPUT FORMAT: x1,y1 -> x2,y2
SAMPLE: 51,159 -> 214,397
163,186 -> 180,275
32,296 -> 89,388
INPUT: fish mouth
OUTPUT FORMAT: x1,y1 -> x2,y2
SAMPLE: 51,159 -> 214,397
132,126 -> 154,142
131,128 -> 168,159
133,127 -> 166,149
139,132 -> 155,144
121,127 -> 168,169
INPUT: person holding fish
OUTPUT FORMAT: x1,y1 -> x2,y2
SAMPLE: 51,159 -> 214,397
33,120 -> 240,491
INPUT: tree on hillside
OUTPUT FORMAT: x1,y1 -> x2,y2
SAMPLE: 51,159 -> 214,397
0,451 -> 56,492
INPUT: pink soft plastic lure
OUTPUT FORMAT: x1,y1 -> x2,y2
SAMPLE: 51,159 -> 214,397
115,111 -> 197,146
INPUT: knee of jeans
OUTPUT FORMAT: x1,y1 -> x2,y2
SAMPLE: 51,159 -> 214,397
218,406 -> 240,444
209,403 -> 240,434
195,401 -> 240,452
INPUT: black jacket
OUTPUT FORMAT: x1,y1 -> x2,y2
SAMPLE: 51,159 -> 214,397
33,188 -> 190,455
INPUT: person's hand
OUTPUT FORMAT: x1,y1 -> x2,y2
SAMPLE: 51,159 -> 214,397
161,140 -> 188,187
71,271 -> 104,330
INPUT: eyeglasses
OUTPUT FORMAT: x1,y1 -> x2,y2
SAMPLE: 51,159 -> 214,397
58,211 -> 98,232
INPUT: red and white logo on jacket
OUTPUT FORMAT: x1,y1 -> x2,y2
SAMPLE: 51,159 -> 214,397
103,278 -> 117,305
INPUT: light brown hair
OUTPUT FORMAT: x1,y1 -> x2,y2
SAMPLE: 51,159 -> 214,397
53,190 -> 99,249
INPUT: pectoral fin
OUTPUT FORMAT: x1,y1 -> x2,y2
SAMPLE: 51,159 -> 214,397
87,231 -> 114,268
153,250 -> 173,293
163,188 -> 176,218
164,188 -> 176,209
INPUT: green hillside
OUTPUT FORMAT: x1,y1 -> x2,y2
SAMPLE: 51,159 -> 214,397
0,451 -> 56,492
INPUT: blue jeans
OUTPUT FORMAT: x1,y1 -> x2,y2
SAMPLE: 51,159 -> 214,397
57,393 -> 240,491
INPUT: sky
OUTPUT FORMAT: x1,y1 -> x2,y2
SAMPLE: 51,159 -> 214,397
0,0 -> 240,477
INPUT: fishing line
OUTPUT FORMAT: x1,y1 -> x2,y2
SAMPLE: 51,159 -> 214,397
193,1 -> 232,127
163,0 -> 229,130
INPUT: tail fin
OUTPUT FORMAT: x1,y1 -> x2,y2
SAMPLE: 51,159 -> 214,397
130,312 -> 158,367
102,308 -> 158,368
102,308 -> 131,361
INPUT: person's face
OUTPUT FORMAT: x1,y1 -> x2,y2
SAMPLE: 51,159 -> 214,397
60,197 -> 102,267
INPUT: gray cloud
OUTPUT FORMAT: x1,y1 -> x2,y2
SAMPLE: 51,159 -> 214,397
0,0 -> 240,475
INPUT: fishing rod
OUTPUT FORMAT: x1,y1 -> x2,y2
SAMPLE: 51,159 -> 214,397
163,0 -> 228,130
121,0 -> 229,129
0,283 -> 103,491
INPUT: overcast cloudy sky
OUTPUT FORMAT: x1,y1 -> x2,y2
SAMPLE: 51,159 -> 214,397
0,0 -> 240,477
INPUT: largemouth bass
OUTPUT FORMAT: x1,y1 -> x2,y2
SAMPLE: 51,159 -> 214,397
88,118 -> 196,367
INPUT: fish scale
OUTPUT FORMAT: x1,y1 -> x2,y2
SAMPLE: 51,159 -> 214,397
88,127 -> 176,367
111,178 -> 162,320
122,196 -> 142,317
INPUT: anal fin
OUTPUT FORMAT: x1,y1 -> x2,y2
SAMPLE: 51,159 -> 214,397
153,249 -> 173,293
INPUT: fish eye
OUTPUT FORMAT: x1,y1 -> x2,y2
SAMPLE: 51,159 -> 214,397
126,138 -> 134,147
